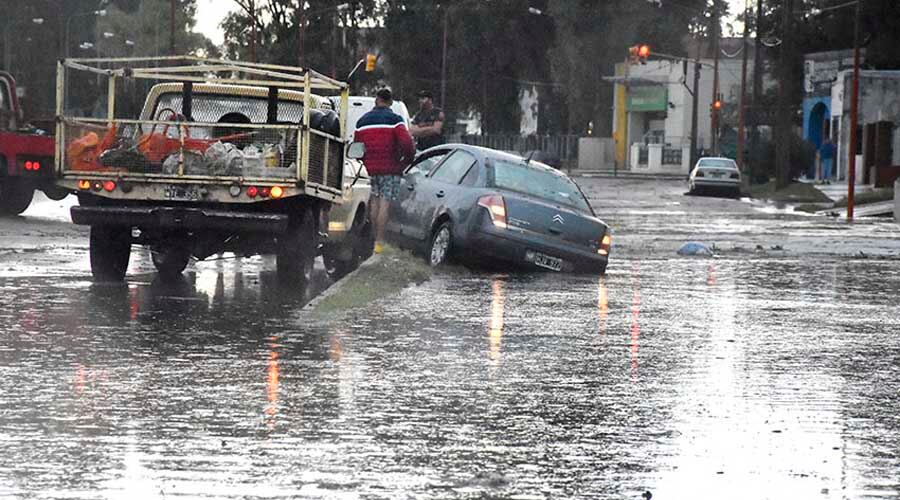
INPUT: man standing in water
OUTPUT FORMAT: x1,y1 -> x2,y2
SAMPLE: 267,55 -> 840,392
353,88 -> 415,254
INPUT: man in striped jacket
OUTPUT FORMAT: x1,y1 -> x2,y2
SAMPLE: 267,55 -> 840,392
353,88 -> 416,254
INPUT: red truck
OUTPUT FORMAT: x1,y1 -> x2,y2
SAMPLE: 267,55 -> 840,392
0,71 -> 67,215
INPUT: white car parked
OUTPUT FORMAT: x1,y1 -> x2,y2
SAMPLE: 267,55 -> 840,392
689,157 -> 742,197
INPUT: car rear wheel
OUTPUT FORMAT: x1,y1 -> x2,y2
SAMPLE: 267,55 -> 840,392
277,206 -> 319,284
0,180 -> 35,216
90,225 -> 132,282
428,221 -> 452,267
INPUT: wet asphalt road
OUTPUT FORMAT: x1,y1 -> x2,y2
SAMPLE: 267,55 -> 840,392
1,180 -> 899,499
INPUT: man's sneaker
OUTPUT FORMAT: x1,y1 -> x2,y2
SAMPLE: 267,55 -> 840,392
374,243 -> 384,254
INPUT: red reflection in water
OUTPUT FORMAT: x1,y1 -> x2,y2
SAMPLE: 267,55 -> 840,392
74,364 -> 86,395
488,278 -> 506,362
630,263 -> 642,381
128,286 -> 139,321
265,338 -> 279,426
707,263 -> 717,286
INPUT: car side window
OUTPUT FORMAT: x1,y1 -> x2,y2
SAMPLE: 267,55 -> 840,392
430,150 -> 477,185
406,150 -> 449,176
460,162 -> 482,186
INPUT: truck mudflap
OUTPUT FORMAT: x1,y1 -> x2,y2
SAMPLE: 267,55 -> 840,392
70,206 -> 289,233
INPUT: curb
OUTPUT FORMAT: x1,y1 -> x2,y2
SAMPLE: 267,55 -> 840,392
571,171 -> 688,180
302,253 -> 382,311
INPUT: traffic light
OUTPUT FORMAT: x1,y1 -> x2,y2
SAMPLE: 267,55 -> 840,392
365,53 -> 377,72
628,44 -> 651,64
638,44 -> 650,62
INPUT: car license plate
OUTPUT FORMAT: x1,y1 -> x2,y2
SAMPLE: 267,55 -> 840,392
164,184 -> 200,201
532,252 -> 563,271
710,171 -> 723,178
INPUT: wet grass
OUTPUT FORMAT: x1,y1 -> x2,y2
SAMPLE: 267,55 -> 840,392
750,180 -> 833,203
306,244 -> 431,317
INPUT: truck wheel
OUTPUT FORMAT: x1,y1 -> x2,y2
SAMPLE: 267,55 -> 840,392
90,225 -> 132,282
42,186 -> 70,201
151,245 -> 191,279
277,207 -> 319,284
0,181 -> 35,216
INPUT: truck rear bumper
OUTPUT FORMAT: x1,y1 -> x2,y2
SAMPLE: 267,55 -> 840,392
70,206 -> 289,233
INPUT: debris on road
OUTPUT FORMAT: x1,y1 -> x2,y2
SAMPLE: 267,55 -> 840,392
677,242 -> 715,256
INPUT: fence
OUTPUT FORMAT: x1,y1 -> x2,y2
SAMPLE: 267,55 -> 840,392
448,134 -> 580,168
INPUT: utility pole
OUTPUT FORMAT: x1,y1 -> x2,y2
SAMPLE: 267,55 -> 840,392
847,0 -> 862,220
170,0 -> 176,55
298,7 -> 306,67
690,53 -> 701,172
711,0 -> 721,155
749,0 -> 764,184
440,8 -> 448,109
775,0 -> 793,189
737,0 -> 750,171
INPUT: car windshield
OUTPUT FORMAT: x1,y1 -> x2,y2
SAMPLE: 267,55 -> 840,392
698,159 -> 737,169
492,160 -> 591,212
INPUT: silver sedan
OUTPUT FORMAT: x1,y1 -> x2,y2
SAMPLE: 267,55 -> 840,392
689,157 -> 742,197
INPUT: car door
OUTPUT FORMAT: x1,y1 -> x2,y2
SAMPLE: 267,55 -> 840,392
389,147 -> 453,238
407,149 -> 479,242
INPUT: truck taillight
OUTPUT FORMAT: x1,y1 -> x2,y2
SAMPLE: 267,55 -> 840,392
78,180 -> 91,190
270,186 -> 284,199
477,194 -> 507,229
103,181 -> 116,192
259,187 -> 271,198
24,161 -> 41,171
246,186 -> 259,198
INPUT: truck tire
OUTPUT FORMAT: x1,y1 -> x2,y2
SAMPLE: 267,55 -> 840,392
42,186 -> 70,201
151,245 -> 191,280
0,180 -> 35,216
324,212 -> 373,280
277,207 -> 319,284
90,225 -> 132,282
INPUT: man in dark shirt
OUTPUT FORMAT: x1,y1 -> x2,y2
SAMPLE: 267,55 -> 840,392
818,136 -> 836,182
410,90 -> 445,151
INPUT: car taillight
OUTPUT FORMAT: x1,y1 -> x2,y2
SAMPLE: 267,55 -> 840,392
730,172 -> 739,179
598,233 -> 611,256
696,171 -> 705,177
477,194 -> 507,229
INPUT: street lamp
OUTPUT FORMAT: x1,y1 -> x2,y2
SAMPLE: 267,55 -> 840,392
3,17 -> 45,72
64,9 -> 107,59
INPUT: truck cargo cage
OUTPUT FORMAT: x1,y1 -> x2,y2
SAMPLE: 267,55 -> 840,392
56,56 -> 349,202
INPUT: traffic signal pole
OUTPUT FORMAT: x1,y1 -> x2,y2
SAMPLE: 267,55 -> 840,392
847,0 -> 862,220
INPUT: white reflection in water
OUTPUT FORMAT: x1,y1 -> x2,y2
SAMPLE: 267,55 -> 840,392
488,277 -> 506,364
597,276 -> 608,336
653,262 -> 845,498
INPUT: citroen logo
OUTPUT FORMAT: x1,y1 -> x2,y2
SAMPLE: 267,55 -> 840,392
552,214 -> 565,224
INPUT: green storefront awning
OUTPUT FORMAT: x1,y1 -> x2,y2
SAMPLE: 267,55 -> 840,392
627,86 -> 668,112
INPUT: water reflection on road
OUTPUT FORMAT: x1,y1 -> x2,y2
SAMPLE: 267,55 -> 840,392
1,255 -> 899,498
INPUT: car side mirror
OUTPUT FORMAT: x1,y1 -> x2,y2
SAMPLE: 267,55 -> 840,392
347,141 -> 366,159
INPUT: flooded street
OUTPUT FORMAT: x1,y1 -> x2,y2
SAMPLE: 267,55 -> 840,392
1,179 -> 899,499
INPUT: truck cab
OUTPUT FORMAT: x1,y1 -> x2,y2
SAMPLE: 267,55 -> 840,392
0,71 -> 62,215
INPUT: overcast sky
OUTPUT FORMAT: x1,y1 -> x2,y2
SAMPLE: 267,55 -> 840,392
194,0 -> 748,50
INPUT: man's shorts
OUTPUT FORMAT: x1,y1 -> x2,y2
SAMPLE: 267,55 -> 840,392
370,174 -> 402,201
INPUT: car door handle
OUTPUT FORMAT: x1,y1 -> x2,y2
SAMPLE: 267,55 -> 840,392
407,183 -> 415,191
436,190 -> 445,198
548,227 -> 562,235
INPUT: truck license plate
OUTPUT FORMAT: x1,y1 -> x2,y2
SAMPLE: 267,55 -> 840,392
532,252 -> 563,271
164,184 -> 200,201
